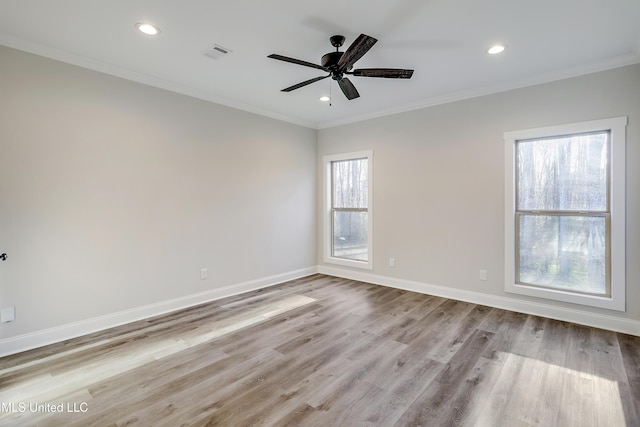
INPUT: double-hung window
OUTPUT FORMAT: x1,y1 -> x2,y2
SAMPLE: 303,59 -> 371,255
323,151 -> 373,269
504,117 -> 626,310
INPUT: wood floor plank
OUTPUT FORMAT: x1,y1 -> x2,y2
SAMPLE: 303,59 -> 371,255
445,352 -> 508,426
588,328 -> 628,382
618,333 -> 640,424
615,380 -> 640,427
307,381 -> 387,426
113,349 -> 289,427
1,274 -> 637,427
478,308 -> 529,360
426,304 -> 492,364
358,357 -> 444,425
393,328 -> 495,426
393,298 -> 474,346
263,402 -> 319,427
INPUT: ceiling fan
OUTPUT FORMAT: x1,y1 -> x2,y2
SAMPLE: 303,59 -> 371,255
268,34 -> 414,100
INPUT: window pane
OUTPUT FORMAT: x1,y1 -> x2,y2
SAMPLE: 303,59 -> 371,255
333,210 -> 368,261
518,214 -> 607,295
517,132 -> 608,211
332,158 -> 368,209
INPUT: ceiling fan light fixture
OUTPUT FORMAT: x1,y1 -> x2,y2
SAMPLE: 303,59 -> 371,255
320,96 -> 330,102
136,23 -> 160,36
487,44 -> 506,55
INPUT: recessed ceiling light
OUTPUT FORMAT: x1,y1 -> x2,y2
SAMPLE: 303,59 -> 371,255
136,23 -> 160,36
487,44 -> 506,55
320,96 -> 330,102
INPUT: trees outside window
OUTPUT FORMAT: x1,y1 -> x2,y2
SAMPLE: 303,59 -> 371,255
516,132 -> 609,295
323,151 -> 373,269
504,117 -> 626,311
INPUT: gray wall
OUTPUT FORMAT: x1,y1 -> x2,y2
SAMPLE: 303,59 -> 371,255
1,42 -> 638,346
0,46 -> 317,340
317,63 -> 640,323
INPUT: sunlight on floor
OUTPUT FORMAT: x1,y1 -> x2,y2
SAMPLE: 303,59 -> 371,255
472,351 -> 627,426
0,294 -> 316,417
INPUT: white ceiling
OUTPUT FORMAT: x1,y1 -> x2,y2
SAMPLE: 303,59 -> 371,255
1,0 -> 639,129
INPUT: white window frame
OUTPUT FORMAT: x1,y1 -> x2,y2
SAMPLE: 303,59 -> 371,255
323,150 -> 373,270
504,117 -> 626,311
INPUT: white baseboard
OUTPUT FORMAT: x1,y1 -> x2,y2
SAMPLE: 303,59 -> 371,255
0,266 -> 318,357
3,264 -> 637,358
318,265 -> 640,337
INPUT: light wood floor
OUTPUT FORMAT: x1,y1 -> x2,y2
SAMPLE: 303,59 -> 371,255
1,274 -> 639,426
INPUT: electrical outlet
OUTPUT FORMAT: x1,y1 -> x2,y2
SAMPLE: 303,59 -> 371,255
200,268 -> 208,280
388,258 -> 395,268
479,270 -> 487,281
1,306 -> 16,323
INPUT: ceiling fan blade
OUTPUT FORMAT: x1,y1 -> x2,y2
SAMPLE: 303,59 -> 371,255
268,54 -> 326,71
351,68 -> 414,78
337,34 -> 378,71
282,75 -> 330,92
337,77 -> 360,100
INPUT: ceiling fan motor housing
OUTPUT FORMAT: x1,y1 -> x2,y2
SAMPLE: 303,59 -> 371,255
321,51 -> 344,72
323,35 -> 351,78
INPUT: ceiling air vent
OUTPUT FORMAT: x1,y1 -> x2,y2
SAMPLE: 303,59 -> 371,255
202,44 -> 232,60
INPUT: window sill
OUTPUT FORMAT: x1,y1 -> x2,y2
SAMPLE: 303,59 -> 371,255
324,256 -> 373,270
505,282 -> 625,311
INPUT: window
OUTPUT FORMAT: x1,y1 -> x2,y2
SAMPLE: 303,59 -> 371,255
323,151 -> 373,269
504,117 -> 626,311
